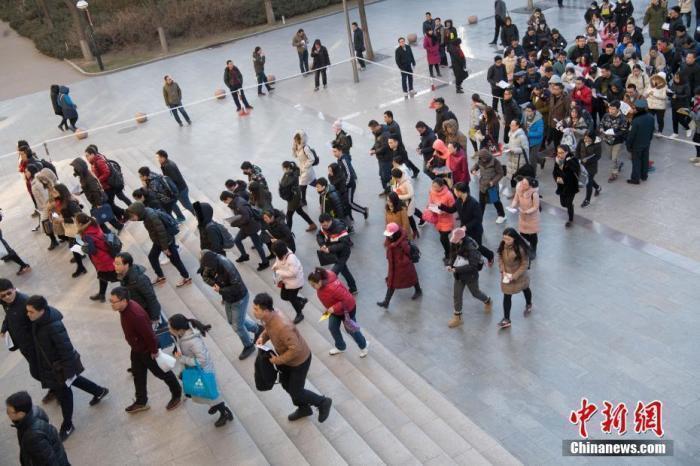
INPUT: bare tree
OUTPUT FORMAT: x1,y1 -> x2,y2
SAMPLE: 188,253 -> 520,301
62,0 -> 91,60
264,0 -> 275,25
141,0 -> 168,53
358,0 -> 374,60
528,0 -> 535,10
36,0 -> 54,29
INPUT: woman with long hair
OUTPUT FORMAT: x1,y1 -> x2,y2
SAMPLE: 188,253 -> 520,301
497,228 -> 533,329
478,106 -> 501,150
53,183 -> 87,277
169,314 -> 234,427
385,191 -> 412,239
75,213 -> 118,302
510,177 -> 540,259
308,267 -> 368,357
469,94 -> 487,153
553,144 -> 581,227
423,28 -> 442,78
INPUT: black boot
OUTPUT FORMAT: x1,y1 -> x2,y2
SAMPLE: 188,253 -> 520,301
214,403 -> 234,427
411,285 -> 422,300
376,288 -> 394,308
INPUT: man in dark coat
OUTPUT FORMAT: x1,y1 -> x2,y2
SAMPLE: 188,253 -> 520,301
368,120 -> 393,196
1,280 -> 38,379
6,391 -> 70,466
156,149 -> 193,221
162,75 -> 191,126
137,166 -> 178,217
109,287 -> 182,413
315,177 -> 347,220
416,121 -> 437,172
395,37 -> 416,96
220,191 -> 270,271
311,39 -> 331,91
200,250 -> 260,360
114,252 -> 161,322
193,201 -> 226,255
443,183 -> 495,264
501,88 -> 522,143
487,55 -> 507,110
27,295 -> 108,440
626,99 -> 655,184
433,98 -> 457,140
352,22 -> 366,70
316,213 -> 357,293
223,59 -> 253,112
126,201 -> 191,287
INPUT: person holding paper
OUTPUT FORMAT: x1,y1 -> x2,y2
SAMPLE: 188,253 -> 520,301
599,100 -> 630,182
496,229 -> 533,329
576,134 -> 603,207
109,287 -> 181,414
26,295 -> 108,441
487,56 -> 508,110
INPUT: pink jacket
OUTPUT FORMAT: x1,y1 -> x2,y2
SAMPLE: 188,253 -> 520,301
423,35 -> 441,65
428,186 -> 455,232
511,182 -> 540,234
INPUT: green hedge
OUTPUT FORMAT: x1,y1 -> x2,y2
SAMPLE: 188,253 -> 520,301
0,0 -> 343,60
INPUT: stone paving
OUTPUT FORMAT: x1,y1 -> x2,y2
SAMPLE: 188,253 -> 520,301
1,0 -> 700,464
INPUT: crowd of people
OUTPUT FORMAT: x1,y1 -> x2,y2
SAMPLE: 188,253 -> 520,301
3,1 -> 700,463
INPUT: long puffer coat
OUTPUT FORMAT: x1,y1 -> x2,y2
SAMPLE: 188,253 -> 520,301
31,307 -> 84,390
385,228 -> 418,289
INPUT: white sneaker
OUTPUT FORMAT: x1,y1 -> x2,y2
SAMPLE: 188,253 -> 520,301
694,161 -> 700,167
686,128 -> 693,138
689,157 -> 700,162
669,133 -> 678,139
159,254 -> 170,265
654,132 -> 662,137
496,216 -> 507,224
329,348 -> 345,355
359,341 -> 370,358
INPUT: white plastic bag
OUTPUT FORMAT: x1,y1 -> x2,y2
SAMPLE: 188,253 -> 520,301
4,332 -> 13,349
155,350 -> 176,372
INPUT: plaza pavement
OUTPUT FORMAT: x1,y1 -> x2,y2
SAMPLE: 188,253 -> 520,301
1,0 -> 699,464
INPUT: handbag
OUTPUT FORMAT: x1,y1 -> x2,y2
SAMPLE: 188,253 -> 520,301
182,360 -> 219,400
343,312 -> 360,333
155,313 -> 174,349
155,349 -> 176,372
487,186 -> 500,204
317,249 -> 339,266
91,204 -> 115,225
254,348 -> 278,391
41,219 -> 53,236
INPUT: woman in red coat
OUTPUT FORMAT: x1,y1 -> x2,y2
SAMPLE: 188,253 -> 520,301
423,29 -> 442,78
308,268 -> 368,357
377,223 -> 421,308
75,213 -> 118,303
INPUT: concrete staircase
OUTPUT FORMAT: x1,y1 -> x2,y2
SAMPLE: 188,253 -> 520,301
0,151 -> 521,466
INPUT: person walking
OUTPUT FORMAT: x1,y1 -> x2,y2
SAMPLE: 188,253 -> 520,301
368,120 -> 392,196
423,29 -> 442,78
193,201 -> 227,255
220,191 -> 270,271
352,22 -> 367,70
316,213 -> 357,294
279,161 -> 317,231
200,250 -> 260,360
271,241 -> 308,324
311,39 -> 330,91
75,213 -> 118,303
395,37 -> 416,98
168,314 -> 234,427
445,182 -> 495,265
253,293 -> 333,422
253,47 -> 274,95
50,84 -> 65,131
553,145 -> 581,227
0,280 -> 41,384
27,295 -> 108,440
446,227 -> 492,328
376,222 -> 421,308
0,211 -> 31,275
331,143 -> 369,220
114,252 -> 162,324
108,287 -> 182,414
471,150 -> 507,224
138,166 -> 179,218
17,143 -> 41,218
486,56 -> 507,111
645,72 -> 668,134
510,177 -> 540,259
70,157 -> 123,233
52,183 -> 88,278
6,391 -> 70,466
576,133 -> 602,207
57,86 -> 78,132
490,0 -> 508,45
162,75 -> 191,126
598,100 -> 629,182
424,178 -> 456,262
126,202 -> 192,287
385,191 -> 413,239
223,60 -> 253,115
293,29 -> 310,75
308,267 -> 368,356
626,99 -> 655,184
84,146 -> 131,221
291,131 -> 317,206
448,38 -> 468,93
156,150 -> 194,221
497,228 -> 533,329
261,209 -> 296,255
26,164 -> 60,250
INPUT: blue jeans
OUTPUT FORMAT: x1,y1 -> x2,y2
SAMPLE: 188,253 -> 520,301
235,230 -> 268,263
298,50 -> 309,73
171,188 -> 194,221
378,160 -> 392,192
224,291 -> 259,348
328,309 -> 366,351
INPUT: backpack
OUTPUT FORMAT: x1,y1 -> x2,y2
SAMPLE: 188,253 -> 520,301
156,209 -> 180,237
39,159 -> 58,177
466,237 -> 485,271
249,205 -> 263,222
105,159 -> 124,190
278,182 -> 294,201
103,231 -> 123,257
408,241 -> 421,263
309,147 -> 320,166
152,176 -> 177,204
346,133 -> 353,148
212,221 -> 235,249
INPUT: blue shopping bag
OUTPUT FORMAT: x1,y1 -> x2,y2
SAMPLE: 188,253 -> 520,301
487,186 -> 500,204
182,362 -> 219,400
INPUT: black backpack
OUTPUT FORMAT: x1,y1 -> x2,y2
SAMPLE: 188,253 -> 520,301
39,159 -> 58,177
408,241 -> 421,263
106,159 -> 124,190
309,147 -> 320,166
157,210 -> 180,237
212,221 -> 235,249
254,349 -> 278,391
346,133 -> 353,148
104,231 -> 123,257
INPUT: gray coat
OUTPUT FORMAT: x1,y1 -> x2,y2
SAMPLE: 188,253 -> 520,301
175,329 -> 214,373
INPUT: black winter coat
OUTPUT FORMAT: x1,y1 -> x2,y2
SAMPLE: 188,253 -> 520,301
371,128 -> 392,163
142,206 -> 174,251
418,128 -> 438,162
576,140 -> 601,176
449,237 -> 483,280
316,219 -> 352,263
434,105 -> 457,140
553,156 -> 581,197
120,265 -> 161,320
626,110 -> 655,151
353,27 -> 365,52
311,45 -> 331,69
319,185 -> 345,218
502,98 -> 522,127
14,406 -> 70,466
70,158 -> 105,209
31,307 -> 84,389
487,64 -> 507,91
228,196 -> 261,236
1,292 -> 33,352
200,251 -> 247,303
279,170 -> 303,212
500,24 -> 519,46
395,45 -> 416,70
223,66 -> 243,89
441,195 -> 484,239
160,160 -> 187,191
262,211 -> 296,251
193,201 -> 224,255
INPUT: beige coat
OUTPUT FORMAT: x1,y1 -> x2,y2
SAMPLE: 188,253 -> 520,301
511,182 -> 540,234
498,244 -> 530,294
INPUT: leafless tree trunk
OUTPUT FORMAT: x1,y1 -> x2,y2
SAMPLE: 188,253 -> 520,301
528,0 -> 535,10
264,0 -> 275,25
62,0 -> 91,59
358,0 -> 374,60
36,0 -> 54,29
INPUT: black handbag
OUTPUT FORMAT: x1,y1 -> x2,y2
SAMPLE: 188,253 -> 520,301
254,349 -> 278,391
317,249 -> 339,266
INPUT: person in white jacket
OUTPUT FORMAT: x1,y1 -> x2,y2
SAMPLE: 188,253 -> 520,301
169,314 -> 234,427
503,120 -> 530,198
292,130 -> 317,206
271,240 -> 307,324
26,165 -> 59,249
645,72 -> 668,134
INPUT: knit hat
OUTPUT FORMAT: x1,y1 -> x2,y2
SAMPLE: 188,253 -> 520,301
449,227 -> 466,243
383,222 -> 400,237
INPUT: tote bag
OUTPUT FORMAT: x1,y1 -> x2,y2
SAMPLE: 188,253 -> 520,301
182,361 -> 219,400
